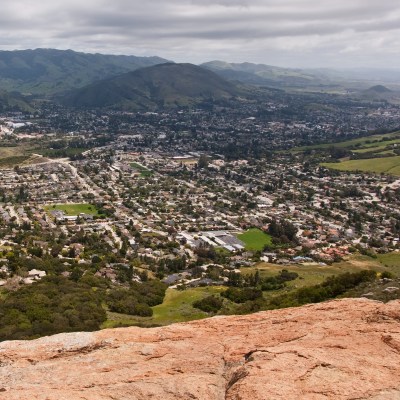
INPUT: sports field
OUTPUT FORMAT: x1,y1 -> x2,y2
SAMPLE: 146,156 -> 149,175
45,203 -> 100,216
237,228 -> 273,251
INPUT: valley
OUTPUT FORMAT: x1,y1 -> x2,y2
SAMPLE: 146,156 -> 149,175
0,49 -> 399,343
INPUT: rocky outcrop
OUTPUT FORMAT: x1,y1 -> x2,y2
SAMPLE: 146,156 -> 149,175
0,298 -> 399,399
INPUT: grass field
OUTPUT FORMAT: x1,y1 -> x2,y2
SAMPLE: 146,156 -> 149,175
293,131 -> 400,152
321,155 -> 400,176
102,286 -> 225,328
131,162 -> 153,177
376,252 -> 400,276
352,139 -> 400,154
242,254 -> 390,290
45,203 -> 100,216
0,155 -> 30,167
237,228 -> 272,251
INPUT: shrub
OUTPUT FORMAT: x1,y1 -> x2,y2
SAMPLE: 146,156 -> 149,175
193,295 -> 223,313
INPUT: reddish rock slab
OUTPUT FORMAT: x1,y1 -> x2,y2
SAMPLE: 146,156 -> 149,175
0,298 -> 399,399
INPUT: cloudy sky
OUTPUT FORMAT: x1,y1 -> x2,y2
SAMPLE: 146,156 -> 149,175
1,0 -> 400,68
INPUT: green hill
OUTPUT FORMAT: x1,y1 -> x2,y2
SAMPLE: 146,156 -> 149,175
0,90 -> 32,112
0,48 -> 168,95
201,60 -> 333,88
61,63 -> 241,110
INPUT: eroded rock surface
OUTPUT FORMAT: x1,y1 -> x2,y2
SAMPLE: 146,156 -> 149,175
0,298 -> 399,399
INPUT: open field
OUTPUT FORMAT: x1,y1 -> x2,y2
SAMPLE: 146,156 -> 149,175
293,131 -> 400,152
0,155 -> 30,167
0,143 -> 54,167
102,286 -> 225,328
242,254 -> 394,290
352,139 -> 400,154
44,203 -> 100,216
131,162 -> 153,177
321,155 -> 400,176
237,228 -> 272,251
36,147 -> 86,158
376,252 -> 400,276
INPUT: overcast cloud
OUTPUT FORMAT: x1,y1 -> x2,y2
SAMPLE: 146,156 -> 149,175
1,0 -> 400,68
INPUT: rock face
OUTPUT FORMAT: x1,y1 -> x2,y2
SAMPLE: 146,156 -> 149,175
0,299 -> 399,399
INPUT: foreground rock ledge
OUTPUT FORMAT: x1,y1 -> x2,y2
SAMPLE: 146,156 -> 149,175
0,299 -> 399,400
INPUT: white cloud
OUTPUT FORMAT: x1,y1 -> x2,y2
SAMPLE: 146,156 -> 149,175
0,0 -> 400,68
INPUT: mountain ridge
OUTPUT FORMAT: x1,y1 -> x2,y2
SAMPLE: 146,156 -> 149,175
0,48 -> 168,95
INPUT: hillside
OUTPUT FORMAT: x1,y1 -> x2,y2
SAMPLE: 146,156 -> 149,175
0,299 -> 399,399
354,84 -> 400,102
202,60 -> 335,88
0,89 -> 32,112
0,48 -> 167,95
61,63 -> 241,110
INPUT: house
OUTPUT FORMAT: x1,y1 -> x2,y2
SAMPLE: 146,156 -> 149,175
28,269 -> 46,280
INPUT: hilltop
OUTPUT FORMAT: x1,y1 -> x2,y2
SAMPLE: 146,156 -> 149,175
61,63 -> 241,110
0,298 -> 399,399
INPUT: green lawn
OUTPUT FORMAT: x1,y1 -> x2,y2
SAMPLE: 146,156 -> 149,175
237,228 -> 272,251
102,286 -> 225,328
45,203 -> 99,216
321,155 -> 400,176
131,162 -> 153,177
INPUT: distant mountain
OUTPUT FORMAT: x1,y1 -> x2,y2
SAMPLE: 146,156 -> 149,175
365,85 -> 392,94
0,49 -> 168,95
61,63 -> 241,110
355,84 -> 398,102
201,61 -> 334,88
201,61 -> 400,92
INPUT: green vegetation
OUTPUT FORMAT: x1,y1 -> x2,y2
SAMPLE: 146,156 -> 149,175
0,276 -> 106,341
293,131 -> 400,152
37,147 -> 86,159
240,254 -> 395,295
131,162 -> 153,177
107,281 -> 166,317
0,48 -> 166,95
376,252 -> 400,276
322,155 -> 400,176
261,269 -> 299,291
237,228 -> 272,251
62,63 -> 239,110
103,286 -> 225,328
45,203 -> 100,216
0,155 -> 30,167
193,295 -> 223,313
222,287 -> 263,303
266,270 -> 377,310
225,270 -> 379,315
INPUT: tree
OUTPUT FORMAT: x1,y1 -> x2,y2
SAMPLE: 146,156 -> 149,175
197,154 -> 209,169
